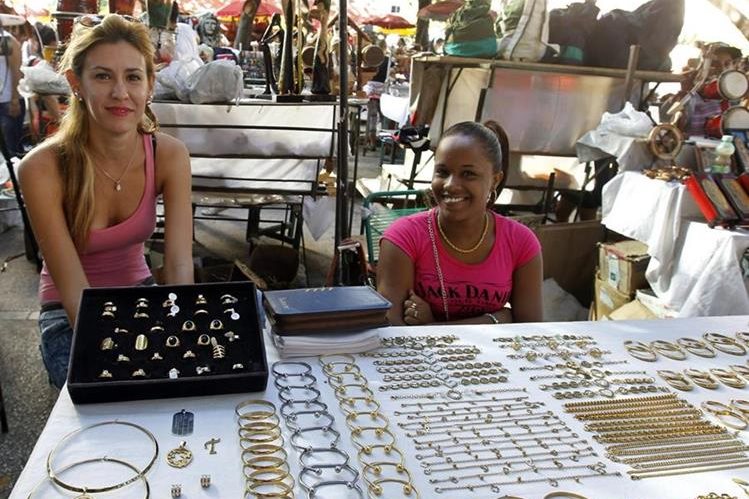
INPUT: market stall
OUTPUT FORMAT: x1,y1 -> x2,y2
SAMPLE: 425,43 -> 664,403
10,315 -> 749,499
602,171 -> 749,317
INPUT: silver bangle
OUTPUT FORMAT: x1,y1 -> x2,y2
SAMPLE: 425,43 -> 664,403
485,313 -> 499,325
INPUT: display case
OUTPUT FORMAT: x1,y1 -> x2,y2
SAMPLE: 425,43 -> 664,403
67,282 -> 268,404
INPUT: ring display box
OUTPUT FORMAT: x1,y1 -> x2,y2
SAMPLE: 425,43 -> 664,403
67,282 -> 268,404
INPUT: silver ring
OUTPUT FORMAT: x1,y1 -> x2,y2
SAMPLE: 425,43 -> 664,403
182,321 -> 196,332
209,320 -> 223,330
166,336 -> 180,348
197,334 -> 210,346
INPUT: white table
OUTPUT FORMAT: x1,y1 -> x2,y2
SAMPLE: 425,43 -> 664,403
10,316 -> 749,499
602,171 -> 749,316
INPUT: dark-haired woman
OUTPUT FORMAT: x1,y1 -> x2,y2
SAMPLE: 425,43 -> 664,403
377,120 -> 543,325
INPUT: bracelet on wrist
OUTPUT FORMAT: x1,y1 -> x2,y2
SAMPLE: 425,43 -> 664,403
485,312 -> 499,325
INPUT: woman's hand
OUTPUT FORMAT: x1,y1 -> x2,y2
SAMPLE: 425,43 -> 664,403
402,290 -> 434,325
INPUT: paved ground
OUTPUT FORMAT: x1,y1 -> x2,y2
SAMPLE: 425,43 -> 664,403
0,151 -> 382,498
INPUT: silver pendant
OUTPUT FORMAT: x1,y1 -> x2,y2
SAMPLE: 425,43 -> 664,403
115,182 -> 122,192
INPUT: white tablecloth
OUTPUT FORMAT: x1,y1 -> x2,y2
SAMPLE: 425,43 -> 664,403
9,316 -> 749,499
602,171 -> 749,316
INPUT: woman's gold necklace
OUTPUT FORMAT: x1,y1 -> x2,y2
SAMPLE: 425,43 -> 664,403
437,210 -> 490,254
95,135 -> 139,192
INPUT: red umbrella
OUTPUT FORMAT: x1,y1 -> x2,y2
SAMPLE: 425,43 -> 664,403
216,0 -> 281,19
417,0 -> 496,22
362,14 -> 414,30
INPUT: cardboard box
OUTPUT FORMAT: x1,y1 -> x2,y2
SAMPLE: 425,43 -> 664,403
598,240 -> 650,296
534,221 -> 605,306
609,299 -> 658,320
595,273 -> 633,320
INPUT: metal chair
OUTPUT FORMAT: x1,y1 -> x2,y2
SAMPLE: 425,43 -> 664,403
361,189 -> 431,268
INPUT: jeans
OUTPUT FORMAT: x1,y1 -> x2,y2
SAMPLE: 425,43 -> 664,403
38,277 -> 159,388
0,99 -> 25,158
38,307 -> 72,389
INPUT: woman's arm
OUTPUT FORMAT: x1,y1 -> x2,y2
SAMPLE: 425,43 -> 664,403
19,147 -> 89,324
155,133 -> 194,284
376,239 -> 416,325
509,253 -> 544,323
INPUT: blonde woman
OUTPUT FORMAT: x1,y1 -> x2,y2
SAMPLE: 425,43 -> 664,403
19,15 -> 194,388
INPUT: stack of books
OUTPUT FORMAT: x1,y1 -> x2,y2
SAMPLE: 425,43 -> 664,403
262,286 -> 391,336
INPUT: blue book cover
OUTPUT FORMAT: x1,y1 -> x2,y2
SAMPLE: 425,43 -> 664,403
263,286 -> 391,318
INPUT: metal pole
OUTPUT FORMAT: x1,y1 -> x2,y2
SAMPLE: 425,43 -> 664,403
334,0 -> 349,285
622,44 -> 640,110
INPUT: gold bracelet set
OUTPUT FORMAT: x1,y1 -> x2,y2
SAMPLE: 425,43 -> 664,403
625,333 -> 749,363
565,394 -> 749,480
318,354 -> 420,498
658,366 -> 749,391
235,399 -> 294,498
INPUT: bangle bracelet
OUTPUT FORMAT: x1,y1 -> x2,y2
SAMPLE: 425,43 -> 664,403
30,456 -> 150,499
46,421 -> 158,494
485,313 -> 499,325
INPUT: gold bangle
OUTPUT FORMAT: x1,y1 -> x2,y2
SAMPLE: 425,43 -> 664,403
702,400 -> 733,415
243,455 -> 287,471
235,399 -> 276,419
715,410 -> 749,431
46,421 -> 158,494
246,467 -> 290,484
543,493 -> 590,499
246,478 -> 293,498
242,443 -> 285,455
650,340 -> 687,360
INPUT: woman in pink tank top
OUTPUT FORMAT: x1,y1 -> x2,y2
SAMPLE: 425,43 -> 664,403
378,121 -> 543,326
18,15 -> 194,388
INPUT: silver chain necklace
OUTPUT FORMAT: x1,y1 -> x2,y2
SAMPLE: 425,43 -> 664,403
426,209 -> 450,321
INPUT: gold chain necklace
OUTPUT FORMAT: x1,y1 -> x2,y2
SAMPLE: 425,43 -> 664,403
436,210 -> 490,254
95,135 -> 139,192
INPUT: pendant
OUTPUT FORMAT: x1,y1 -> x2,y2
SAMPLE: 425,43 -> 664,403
115,182 -> 122,192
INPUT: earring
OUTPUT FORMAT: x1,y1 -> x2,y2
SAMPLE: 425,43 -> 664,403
74,92 -> 83,102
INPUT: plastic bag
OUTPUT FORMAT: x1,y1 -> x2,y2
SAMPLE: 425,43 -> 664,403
177,59 -> 243,104
20,62 -> 70,95
155,23 -> 204,100
303,196 -> 335,240
599,102 -> 653,138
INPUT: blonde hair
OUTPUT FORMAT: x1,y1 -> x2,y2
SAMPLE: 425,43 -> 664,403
51,14 -> 158,248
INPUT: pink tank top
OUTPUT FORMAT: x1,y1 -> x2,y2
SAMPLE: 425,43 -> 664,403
39,134 -> 157,304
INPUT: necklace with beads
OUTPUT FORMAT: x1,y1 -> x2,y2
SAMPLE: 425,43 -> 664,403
436,210 -> 490,254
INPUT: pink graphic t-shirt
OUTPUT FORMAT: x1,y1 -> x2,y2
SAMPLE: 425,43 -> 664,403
382,209 -> 541,321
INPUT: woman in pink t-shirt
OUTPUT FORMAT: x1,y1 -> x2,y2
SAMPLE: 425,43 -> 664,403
378,120 -> 543,325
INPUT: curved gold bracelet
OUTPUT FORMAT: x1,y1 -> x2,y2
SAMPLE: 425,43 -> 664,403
543,493 -> 589,499
29,456 -> 150,499
715,410 -> 749,431
235,399 -> 276,419
46,421 -> 158,494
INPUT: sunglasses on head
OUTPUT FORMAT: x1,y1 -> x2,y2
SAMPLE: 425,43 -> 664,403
74,14 -> 139,28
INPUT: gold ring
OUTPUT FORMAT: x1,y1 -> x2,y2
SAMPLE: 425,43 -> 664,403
166,336 -> 180,348
197,334 -> 210,346
182,320 -> 196,332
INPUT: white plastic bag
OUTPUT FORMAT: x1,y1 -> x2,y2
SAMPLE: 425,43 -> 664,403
303,196 -> 335,240
177,59 -> 243,104
599,102 -> 653,138
20,62 -> 69,95
155,23 -> 204,100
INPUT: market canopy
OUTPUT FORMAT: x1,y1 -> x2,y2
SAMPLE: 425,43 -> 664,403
215,0 -> 281,18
